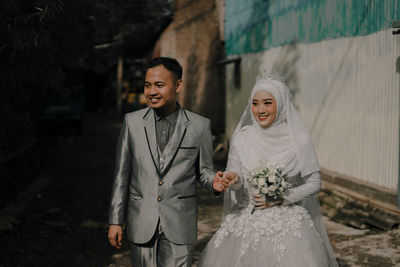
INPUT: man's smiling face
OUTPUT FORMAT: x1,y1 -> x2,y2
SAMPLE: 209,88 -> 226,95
144,65 -> 182,113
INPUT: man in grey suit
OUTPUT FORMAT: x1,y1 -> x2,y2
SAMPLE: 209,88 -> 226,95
108,57 -> 236,267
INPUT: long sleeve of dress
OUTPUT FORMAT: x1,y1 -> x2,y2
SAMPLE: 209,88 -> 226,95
282,171 -> 321,205
225,139 -> 244,191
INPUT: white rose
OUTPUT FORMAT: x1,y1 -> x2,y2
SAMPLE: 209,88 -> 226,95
261,187 -> 269,194
258,178 -> 266,186
268,174 -> 276,183
268,185 -> 276,191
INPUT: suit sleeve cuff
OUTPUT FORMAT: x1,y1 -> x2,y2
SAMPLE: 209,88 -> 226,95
212,187 -> 221,197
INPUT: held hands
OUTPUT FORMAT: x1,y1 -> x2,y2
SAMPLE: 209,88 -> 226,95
252,194 -> 283,211
108,225 -> 123,249
213,171 -> 238,192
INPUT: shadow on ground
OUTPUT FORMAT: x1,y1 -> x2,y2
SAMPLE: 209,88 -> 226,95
1,113 -> 399,267
0,113 -> 124,266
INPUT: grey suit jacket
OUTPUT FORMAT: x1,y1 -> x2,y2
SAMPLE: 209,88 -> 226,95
109,107 -> 216,245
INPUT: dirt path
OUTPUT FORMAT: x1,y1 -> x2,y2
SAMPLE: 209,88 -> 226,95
1,113 -> 399,267
0,113 -> 124,266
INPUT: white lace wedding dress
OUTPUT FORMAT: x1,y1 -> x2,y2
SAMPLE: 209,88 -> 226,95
198,128 -> 338,267
199,76 -> 338,267
198,177 -> 335,267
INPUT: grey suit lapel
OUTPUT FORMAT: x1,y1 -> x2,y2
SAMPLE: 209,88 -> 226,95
143,108 -> 161,176
160,108 -> 190,175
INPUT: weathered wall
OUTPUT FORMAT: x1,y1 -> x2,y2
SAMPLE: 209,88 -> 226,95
224,0 -> 400,190
156,0 -> 225,134
225,0 -> 399,55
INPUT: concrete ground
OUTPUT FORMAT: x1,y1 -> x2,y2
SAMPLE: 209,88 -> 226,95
0,113 -> 399,267
191,186 -> 400,267
109,185 -> 400,267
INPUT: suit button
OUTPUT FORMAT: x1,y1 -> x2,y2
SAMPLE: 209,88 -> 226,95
159,180 -> 163,185
157,197 -> 162,202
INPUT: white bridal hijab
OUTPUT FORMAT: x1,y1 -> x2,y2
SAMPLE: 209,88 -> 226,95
230,75 -> 319,176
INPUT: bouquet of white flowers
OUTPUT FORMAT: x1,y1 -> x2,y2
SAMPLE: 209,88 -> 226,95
246,162 -> 291,214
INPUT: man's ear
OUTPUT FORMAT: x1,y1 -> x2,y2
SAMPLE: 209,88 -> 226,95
176,79 -> 183,94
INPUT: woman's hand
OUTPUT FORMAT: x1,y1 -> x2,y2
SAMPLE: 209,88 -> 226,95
252,194 -> 283,210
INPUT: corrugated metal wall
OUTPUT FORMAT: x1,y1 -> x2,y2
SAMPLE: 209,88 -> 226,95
297,29 -> 399,189
225,0 -> 400,55
224,0 -> 400,190
226,28 -> 399,189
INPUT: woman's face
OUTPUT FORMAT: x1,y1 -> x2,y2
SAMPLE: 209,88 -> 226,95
251,90 -> 277,128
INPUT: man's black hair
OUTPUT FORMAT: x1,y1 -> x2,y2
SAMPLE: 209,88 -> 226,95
146,57 -> 182,81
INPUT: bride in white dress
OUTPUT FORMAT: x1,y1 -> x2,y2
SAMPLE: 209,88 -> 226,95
198,76 -> 338,267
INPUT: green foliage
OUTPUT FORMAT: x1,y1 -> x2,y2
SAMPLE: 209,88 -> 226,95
0,0 -> 173,158
0,0 -> 173,207
90,0 -> 172,57
0,0 -> 65,158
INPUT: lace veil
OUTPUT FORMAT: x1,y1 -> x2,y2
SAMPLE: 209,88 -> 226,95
229,75 -> 319,176
221,75 -> 338,266
222,75 -> 320,217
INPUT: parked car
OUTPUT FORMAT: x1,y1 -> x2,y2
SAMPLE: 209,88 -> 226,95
41,101 -> 84,135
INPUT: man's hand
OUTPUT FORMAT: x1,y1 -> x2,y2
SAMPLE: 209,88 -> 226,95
252,194 -> 283,210
108,225 -> 123,249
213,171 -> 238,192
224,171 -> 238,186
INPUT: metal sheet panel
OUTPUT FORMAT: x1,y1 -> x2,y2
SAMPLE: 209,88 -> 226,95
225,0 -> 400,55
226,29 -> 399,189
